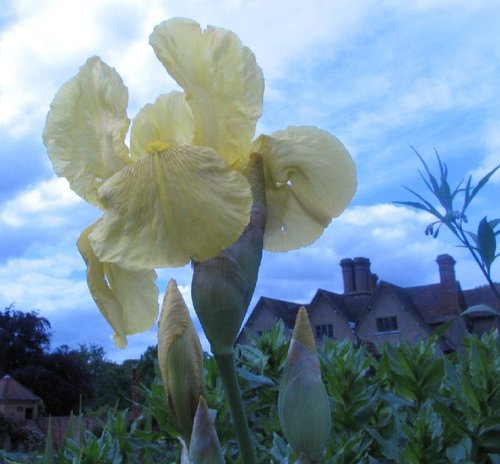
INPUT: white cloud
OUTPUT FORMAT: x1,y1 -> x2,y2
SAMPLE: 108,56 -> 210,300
0,251 -> 88,313
0,0 -> 378,138
471,120 -> 500,185
0,177 -> 81,227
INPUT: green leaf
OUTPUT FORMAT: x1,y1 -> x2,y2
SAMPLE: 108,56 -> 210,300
461,304 -> 500,317
432,316 -> 458,338
236,367 -> 274,387
465,163 -> 500,211
477,217 -> 497,273
44,416 -> 55,464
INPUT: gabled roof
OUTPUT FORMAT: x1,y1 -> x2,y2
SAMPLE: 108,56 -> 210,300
248,296 -> 303,329
404,282 -> 465,323
311,289 -> 370,323
357,281 -> 432,332
0,375 -> 41,402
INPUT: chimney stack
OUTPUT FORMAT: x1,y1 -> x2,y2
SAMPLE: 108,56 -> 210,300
353,257 -> 371,293
340,257 -> 373,294
436,254 -> 459,315
340,258 -> 355,293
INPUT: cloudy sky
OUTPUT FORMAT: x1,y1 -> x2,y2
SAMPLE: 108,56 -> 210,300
1,0 -> 499,362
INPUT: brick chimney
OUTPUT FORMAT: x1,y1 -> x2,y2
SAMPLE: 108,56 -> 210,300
340,258 -> 355,293
436,254 -> 460,315
353,257 -> 371,293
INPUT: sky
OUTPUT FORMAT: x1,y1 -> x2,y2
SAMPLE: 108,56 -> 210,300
1,0 -> 499,362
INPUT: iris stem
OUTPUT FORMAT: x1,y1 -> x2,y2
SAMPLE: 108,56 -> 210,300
214,351 -> 257,464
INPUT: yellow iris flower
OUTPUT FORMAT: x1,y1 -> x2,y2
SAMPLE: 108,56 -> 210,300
42,18 -> 356,347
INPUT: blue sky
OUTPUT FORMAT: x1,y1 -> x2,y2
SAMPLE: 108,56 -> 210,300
1,0 -> 499,362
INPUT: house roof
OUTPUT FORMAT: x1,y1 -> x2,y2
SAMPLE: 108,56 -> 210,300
248,296 -> 303,329
404,281 -> 467,323
0,375 -> 41,402
462,284 -> 500,316
357,281 -> 432,332
312,289 -> 370,322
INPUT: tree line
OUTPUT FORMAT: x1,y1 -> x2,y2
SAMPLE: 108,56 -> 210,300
0,305 -> 157,416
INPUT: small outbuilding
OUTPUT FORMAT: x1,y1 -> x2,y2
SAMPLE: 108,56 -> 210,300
0,374 -> 41,422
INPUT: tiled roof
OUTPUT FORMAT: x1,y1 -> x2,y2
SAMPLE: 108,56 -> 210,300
405,283 -> 453,323
262,297 -> 303,328
0,375 -> 41,402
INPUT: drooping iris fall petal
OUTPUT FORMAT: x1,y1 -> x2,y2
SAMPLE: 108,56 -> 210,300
130,92 -> 195,160
77,224 -> 159,348
253,126 -> 357,251
89,145 -> 252,268
149,18 -> 264,169
43,56 -> 131,207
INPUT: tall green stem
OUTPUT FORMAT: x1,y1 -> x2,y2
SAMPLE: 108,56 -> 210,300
214,351 -> 257,464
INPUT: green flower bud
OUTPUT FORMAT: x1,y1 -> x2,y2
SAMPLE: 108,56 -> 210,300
191,153 -> 266,354
158,279 -> 205,445
278,307 -> 331,463
189,396 -> 225,464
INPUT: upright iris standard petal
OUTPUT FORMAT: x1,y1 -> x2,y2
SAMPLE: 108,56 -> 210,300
43,57 -> 131,206
130,92 -> 195,160
253,126 -> 357,251
77,224 -> 159,348
149,18 -> 264,168
89,146 -> 252,269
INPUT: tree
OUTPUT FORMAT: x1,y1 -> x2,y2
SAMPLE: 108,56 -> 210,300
14,346 -> 94,415
0,305 -> 51,376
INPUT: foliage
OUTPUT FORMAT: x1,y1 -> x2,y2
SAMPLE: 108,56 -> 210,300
4,325 -> 500,463
395,149 -> 500,303
0,305 -> 140,415
0,305 -> 51,376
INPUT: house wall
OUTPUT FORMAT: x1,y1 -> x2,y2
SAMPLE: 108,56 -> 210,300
357,290 -> 428,346
309,296 -> 355,341
0,401 -> 38,422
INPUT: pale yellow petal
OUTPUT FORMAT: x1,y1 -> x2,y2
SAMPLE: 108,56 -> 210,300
43,57 -> 131,206
89,146 -> 252,269
149,18 -> 264,168
130,92 -> 194,160
253,126 -> 356,251
77,224 -> 159,348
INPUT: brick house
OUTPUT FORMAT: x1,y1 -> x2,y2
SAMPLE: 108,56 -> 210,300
0,374 -> 41,422
237,254 -> 499,350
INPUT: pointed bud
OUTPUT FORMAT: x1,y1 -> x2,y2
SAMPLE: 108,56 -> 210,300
191,154 -> 267,354
158,279 -> 205,445
189,396 -> 225,464
278,307 -> 331,463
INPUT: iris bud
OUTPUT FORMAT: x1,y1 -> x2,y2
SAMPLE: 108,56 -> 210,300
191,153 -> 266,354
189,396 -> 225,464
158,279 -> 205,445
278,307 -> 331,463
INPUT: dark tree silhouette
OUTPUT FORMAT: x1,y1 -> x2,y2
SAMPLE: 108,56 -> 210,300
0,304 -> 51,376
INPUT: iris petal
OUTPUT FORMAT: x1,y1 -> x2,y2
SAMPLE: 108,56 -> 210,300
253,126 -> 356,251
89,145 -> 252,268
149,18 -> 264,168
43,57 -> 131,206
77,224 -> 159,348
130,92 -> 194,160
